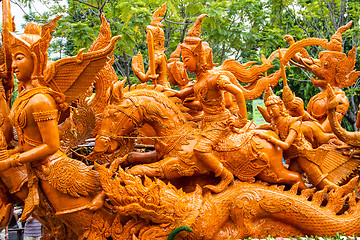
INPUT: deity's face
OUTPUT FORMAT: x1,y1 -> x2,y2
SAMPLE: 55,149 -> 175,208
182,50 -> 197,73
267,104 -> 281,119
12,48 -> 34,83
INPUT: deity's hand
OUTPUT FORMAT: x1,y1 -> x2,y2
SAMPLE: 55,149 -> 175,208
227,116 -> 247,133
0,153 -> 21,171
0,64 -> 6,79
109,153 -> 130,173
148,73 -> 159,80
254,131 -> 273,142
227,116 -> 240,133
327,94 -> 342,111
164,88 -> 180,98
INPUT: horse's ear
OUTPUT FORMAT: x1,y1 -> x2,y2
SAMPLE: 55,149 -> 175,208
109,79 -> 126,105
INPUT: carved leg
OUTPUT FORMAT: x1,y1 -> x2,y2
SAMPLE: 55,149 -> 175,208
296,157 -> 338,190
316,178 -> 338,191
125,151 -> 158,166
194,151 -> 233,193
262,152 -> 308,190
127,162 -> 164,178
89,191 -> 106,211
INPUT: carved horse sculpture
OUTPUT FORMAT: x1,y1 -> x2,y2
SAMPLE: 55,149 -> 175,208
92,81 -> 306,189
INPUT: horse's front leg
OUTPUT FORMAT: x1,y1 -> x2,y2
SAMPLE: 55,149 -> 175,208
127,157 -> 186,179
124,150 -> 158,166
127,161 -> 164,178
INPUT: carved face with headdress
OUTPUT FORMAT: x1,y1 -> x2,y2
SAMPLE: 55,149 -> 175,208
10,23 -> 41,83
264,88 -> 288,119
180,14 -> 210,74
147,3 -> 166,51
8,16 -> 61,86
307,21 -> 360,88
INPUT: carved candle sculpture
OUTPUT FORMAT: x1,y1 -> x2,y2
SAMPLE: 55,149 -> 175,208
1,2 -> 360,239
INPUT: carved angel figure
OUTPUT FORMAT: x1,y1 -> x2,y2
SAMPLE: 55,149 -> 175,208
0,15 -> 120,238
258,87 -> 360,190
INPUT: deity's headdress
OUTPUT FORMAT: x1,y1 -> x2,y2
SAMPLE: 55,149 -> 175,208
326,21 -> 352,52
147,3 -> 166,50
8,15 -> 62,83
318,21 -> 360,88
264,87 -> 282,107
181,14 -> 208,67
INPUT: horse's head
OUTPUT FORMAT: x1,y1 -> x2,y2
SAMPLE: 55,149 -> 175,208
92,80 -> 142,159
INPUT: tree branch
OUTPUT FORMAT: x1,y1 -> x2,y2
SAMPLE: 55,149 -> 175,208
74,0 -> 99,10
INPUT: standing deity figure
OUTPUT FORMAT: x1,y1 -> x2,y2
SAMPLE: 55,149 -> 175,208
173,15 -> 248,193
285,21 -> 360,133
132,3 -> 170,88
258,88 -> 338,190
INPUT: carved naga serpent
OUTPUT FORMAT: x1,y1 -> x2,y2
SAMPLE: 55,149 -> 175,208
97,163 -> 360,239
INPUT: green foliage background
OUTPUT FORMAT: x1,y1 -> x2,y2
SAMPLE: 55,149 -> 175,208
13,0 -> 360,130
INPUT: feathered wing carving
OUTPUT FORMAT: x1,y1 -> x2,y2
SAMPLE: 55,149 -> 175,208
89,13 -> 112,52
59,94 -> 96,154
42,157 -> 100,198
43,35 -> 121,104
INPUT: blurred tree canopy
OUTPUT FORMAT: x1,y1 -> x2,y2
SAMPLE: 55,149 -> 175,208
13,0 -> 360,130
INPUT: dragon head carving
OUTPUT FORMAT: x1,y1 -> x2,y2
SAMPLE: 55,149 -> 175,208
96,163 -> 202,225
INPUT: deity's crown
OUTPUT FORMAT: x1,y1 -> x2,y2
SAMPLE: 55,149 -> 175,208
183,14 -> 208,47
147,3 -> 166,50
8,23 -> 41,54
327,21 -> 352,52
282,85 -> 295,104
264,87 -> 282,107
181,14 -> 208,64
8,16 -> 62,82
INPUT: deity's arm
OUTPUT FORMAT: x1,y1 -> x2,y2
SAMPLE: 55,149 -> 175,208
0,93 -> 13,144
271,129 -> 297,150
224,92 -> 234,109
256,120 -> 300,150
217,75 -> 247,119
132,53 -> 165,83
0,65 -> 13,143
9,94 -> 60,165
17,119 -> 59,164
173,84 -> 194,100
132,66 -> 151,83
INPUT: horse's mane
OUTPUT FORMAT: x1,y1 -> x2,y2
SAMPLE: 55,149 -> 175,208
124,89 -> 187,123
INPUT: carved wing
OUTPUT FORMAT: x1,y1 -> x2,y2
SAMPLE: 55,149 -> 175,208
42,157 -> 101,198
132,52 -> 145,78
43,36 -> 121,104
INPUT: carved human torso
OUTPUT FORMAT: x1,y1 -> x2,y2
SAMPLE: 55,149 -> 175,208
307,88 -> 349,132
273,115 -> 312,159
10,87 -> 58,153
155,51 -> 170,88
193,71 -> 228,117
